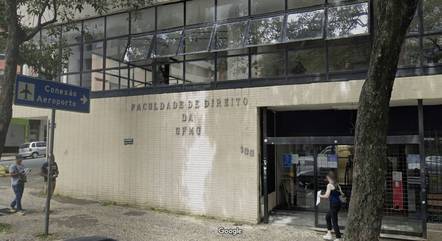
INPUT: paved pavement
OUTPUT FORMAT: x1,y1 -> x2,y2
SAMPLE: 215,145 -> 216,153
0,175 -> 324,241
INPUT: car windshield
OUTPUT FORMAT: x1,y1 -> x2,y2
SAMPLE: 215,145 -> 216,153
20,143 -> 30,148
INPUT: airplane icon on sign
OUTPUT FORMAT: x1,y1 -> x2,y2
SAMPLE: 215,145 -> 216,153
20,84 -> 33,99
17,81 -> 35,101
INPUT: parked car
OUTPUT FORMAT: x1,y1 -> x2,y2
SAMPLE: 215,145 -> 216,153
18,141 -> 47,159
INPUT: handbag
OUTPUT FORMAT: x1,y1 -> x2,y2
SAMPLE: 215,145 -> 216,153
337,184 -> 347,203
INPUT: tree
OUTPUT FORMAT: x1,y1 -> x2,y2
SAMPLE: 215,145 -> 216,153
0,0 -> 152,158
344,1 -> 419,241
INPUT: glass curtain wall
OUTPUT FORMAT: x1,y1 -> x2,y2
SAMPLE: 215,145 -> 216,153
36,0 -> 441,92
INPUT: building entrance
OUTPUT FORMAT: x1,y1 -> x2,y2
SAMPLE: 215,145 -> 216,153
260,106 -> 429,237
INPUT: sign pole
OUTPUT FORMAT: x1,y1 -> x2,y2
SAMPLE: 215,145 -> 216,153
44,109 -> 56,235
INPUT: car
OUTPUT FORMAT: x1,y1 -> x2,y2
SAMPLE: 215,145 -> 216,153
18,141 -> 47,159
0,163 -> 10,176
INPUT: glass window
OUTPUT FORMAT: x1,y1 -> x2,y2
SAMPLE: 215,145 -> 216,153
398,38 -> 421,68
106,38 -> 129,69
126,35 -> 153,63
328,0 -> 366,4
61,73 -> 81,86
288,0 -> 324,9
105,69 -> 126,90
408,12 -> 420,35
62,23 -> 82,45
41,27 -> 60,45
154,31 -> 182,57
217,56 -> 249,81
181,27 -> 214,54
251,0 -> 284,15
247,16 -> 284,47
328,38 -> 371,72
286,10 -> 324,42
212,21 -> 248,51
186,0 -> 214,25
107,13 -> 129,38
217,0 -> 248,20
423,35 -> 442,66
157,3 -> 184,30
83,41 -> 104,71
423,0 -> 442,33
327,2 -> 369,39
89,71 -> 104,91
251,52 -> 285,78
288,47 -> 325,75
64,45 -> 81,73
185,59 -> 215,83
130,67 -> 150,88
83,18 -> 104,42
82,71 -> 101,89
131,8 -> 155,34
155,62 -> 184,85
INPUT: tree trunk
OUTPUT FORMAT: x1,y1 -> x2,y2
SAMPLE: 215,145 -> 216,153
0,0 -> 19,158
344,1 -> 418,241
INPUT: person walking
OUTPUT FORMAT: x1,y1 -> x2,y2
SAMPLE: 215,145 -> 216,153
41,154 -> 59,198
9,155 -> 27,215
319,170 -> 343,241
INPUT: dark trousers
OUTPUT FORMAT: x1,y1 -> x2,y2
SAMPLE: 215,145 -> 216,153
326,204 -> 341,238
11,183 -> 25,211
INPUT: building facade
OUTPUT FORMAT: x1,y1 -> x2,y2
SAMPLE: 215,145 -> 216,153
11,0 -> 442,237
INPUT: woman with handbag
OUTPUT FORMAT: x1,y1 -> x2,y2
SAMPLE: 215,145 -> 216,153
319,170 -> 345,241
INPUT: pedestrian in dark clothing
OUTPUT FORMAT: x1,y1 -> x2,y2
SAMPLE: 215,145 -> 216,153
319,170 -> 343,241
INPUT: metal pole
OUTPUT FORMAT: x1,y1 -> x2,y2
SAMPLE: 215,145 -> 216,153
417,99 -> 427,238
262,108 -> 269,223
44,109 -> 56,235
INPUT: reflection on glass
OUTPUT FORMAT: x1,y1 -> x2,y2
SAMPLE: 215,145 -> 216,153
131,8 -> 155,34
288,0 -> 323,9
83,18 -> 104,42
217,56 -> 249,81
423,35 -> 442,66
217,0 -> 248,20
247,16 -> 284,46
288,48 -> 325,75
62,23 -> 81,45
126,35 -> 153,62
83,42 -> 104,71
64,45 -> 81,73
423,0 -> 442,33
155,62 -> 184,85
408,13 -> 420,35
182,27 -> 214,54
41,27 -> 60,45
286,10 -> 324,41
105,69 -> 123,90
130,67 -> 149,88
157,3 -> 184,30
106,38 -> 129,68
251,0 -> 284,15
398,38 -> 420,67
251,52 -> 285,78
213,22 -> 248,50
155,31 -> 182,57
106,13 -> 129,38
328,40 -> 370,72
185,60 -> 215,83
327,2 -> 369,39
186,0 -> 214,25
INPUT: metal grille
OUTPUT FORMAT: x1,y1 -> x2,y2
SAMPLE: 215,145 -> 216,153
425,133 -> 442,223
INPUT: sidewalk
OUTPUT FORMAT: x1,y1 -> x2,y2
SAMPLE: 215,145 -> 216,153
0,186 -> 323,241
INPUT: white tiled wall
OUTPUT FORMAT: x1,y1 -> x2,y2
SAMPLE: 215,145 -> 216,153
12,74 -> 442,223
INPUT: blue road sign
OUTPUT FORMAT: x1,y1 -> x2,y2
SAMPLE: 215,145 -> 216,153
14,75 -> 90,113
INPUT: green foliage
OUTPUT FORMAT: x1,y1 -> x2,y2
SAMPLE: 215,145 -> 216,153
1,0 -> 154,77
